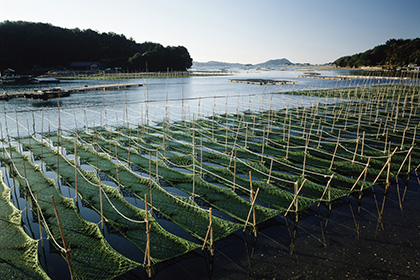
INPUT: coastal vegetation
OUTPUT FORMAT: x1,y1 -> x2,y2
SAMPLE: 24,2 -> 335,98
334,38 -> 420,68
0,21 -> 193,73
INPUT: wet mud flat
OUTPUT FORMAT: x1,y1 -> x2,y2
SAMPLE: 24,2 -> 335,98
138,174 -> 420,280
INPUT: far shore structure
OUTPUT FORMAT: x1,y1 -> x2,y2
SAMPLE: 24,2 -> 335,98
0,71 -> 419,279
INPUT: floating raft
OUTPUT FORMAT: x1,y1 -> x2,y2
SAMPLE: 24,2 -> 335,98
0,83 -> 142,101
298,75 -> 351,80
230,79 -> 296,85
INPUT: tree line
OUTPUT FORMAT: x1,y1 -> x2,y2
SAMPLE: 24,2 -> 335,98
334,38 -> 420,68
0,21 -> 193,73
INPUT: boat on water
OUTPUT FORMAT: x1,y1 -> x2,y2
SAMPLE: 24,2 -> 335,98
32,87 -> 70,99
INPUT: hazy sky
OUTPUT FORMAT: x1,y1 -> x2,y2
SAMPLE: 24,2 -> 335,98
1,0 -> 419,64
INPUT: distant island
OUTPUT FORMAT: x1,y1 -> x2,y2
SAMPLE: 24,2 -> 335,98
334,38 -> 420,69
192,58 -> 295,69
0,21 -> 193,74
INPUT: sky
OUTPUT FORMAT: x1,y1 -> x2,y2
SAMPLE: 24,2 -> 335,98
1,0 -> 420,64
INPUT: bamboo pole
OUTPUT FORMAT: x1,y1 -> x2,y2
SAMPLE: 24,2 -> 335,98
99,183 -> 104,231
267,158 -> 273,184
201,208 -> 214,256
74,139 -> 78,204
36,195 -> 44,248
155,149 -> 159,183
286,116 -> 291,160
233,148 -> 237,191
249,171 -> 257,237
144,194 -> 152,277
302,135 -> 309,178
329,129 -> 341,170
284,179 -> 306,218
200,136 -> 203,178
352,136 -> 360,163
192,116 -> 196,201
51,195 -> 75,280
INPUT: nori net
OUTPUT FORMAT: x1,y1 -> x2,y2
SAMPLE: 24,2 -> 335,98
0,170 -> 50,279
0,146 -> 140,279
17,136 -> 200,264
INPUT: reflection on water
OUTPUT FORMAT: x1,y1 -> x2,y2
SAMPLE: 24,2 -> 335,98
0,69 -> 405,138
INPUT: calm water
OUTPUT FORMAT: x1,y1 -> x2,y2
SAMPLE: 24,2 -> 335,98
0,68 -> 400,137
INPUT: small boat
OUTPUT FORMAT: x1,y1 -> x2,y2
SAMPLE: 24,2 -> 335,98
33,87 -> 70,100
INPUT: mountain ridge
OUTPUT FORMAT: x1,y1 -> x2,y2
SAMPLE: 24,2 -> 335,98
193,58 -> 293,68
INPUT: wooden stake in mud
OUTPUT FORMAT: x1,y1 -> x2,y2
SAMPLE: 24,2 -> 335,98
330,129 -> 341,170
285,115 -> 292,159
144,194 -> 152,278
352,136 -> 360,163
233,148 -> 237,191
127,129 -> 132,166
155,149 -> 159,183
412,125 -> 417,147
317,126 -> 323,149
249,171 -> 257,237
35,195 -> 44,248
201,207 -> 214,256
302,135 -> 309,178
244,124 -> 248,148
51,195 -> 75,280
162,122 -> 166,164
261,126 -> 265,164
200,136 -> 203,178
361,131 -> 365,156
74,139 -> 78,204
384,128 -> 389,153
192,118 -> 196,201
400,128 -> 406,150
267,158 -> 274,184
99,183 -> 104,231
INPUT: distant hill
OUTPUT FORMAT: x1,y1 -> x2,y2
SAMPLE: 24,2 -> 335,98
192,58 -> 294,69
0,21 -> 193,73
255,58 -> 293,66
334,38 -> 420,68
192,61 -> 245,69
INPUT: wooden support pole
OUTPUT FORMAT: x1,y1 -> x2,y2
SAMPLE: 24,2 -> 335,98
201,207 -> 214,256
200,136 -> 203,178
74,139 -> 78,203
302,134 -> 309,178
330,129 -> 341,170
361,131 -> 365,156
155,149 -> 159,183
401,128 -> 406,150
233,148 -> 237,191
261,126 -> 265,163
162,122 -> 166,164
51,195 -> 75,280
144,194 -> 152,278
286,116 -> 292,160
249,171 -> 257,237
352,136 -> 360,163
99,184 -> 104,231
284,179 -> 306,218
36,195 -> 44,248
267,158 -> 273,184
192,119 -> 196,201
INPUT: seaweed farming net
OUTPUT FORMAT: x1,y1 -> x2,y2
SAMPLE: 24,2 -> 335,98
0,145 -> 140,279
16,136 -> 200,264
0,170 -> 50,279
0,82 -> 419,279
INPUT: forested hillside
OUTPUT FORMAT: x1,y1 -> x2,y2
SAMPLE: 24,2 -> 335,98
0,21 -> 192,73
334,38 -> 420,68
